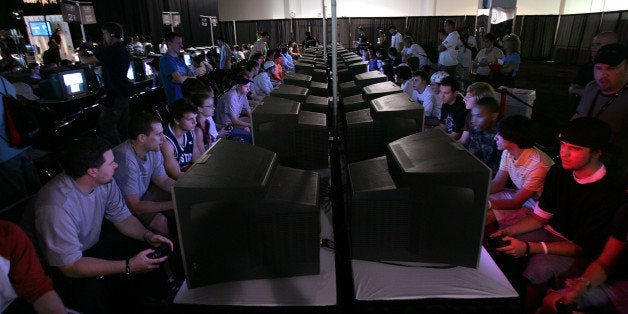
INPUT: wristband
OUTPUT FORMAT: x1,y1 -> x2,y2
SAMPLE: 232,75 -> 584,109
125,258 -> 131,275
524,241 -> 530,256
540,241 -> 548,255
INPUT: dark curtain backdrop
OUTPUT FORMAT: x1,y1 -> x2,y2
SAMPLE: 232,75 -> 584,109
552,10 -> 626,64
1,0 -> 624,64
91,0 -> 219,48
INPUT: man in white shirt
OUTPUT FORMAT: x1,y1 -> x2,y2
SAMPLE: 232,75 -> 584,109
438,19 -> 461,77
389,25 -> 403,52
401,36 -> 430,71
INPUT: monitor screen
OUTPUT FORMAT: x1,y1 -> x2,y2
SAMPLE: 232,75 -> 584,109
183,53 -> 192,66
143,59 -> 154,77
59,69 -> 86,98
126,63 -> 135,81
29,21 -> 52,36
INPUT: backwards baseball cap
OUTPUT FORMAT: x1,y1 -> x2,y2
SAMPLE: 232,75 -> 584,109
558,117 -> 621,154
263,61 -> 275,71
233,74 -> 253,85
593,43 -> 627,66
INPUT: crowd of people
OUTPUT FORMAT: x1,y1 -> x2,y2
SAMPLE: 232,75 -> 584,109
0,17 -> 626,314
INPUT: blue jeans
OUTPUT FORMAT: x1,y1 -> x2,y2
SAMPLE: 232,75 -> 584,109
99,95 -> 130,146
228,127 -> 252,144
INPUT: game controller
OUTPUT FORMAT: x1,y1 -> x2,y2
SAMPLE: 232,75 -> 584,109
148,243 -> 172,259
487,236 -> 511,250
556,300 -> 576,314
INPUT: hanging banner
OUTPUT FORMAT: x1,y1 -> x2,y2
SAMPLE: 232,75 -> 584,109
60,3 -> 80,22
80,5 -> 97,24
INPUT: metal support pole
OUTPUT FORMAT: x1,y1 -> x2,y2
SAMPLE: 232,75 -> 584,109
331,0 -> 337,133
210,23 -> 215,46
233,20 -> 237,45
322,0 -> 327,61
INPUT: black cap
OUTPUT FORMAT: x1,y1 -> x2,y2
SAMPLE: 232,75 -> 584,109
593,43 -> 627,66
233,75 -> 252,85
558,117 -> 621,154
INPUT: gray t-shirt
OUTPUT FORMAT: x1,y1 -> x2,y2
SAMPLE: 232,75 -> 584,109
576,81 -> 628,145
34,173 -> 131,266
113,140 -> 166,198
215,87 -> 251,126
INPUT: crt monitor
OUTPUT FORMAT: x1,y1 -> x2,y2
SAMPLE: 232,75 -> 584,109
172,139 -> 321,288
126,63 -> 135,81
183,53 -> 192,67
348,129 -> 491,268
29,21 -> 51,36
59,69 -> 87,99
143,59 -> 154,78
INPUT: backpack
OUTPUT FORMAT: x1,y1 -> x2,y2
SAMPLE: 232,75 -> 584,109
0,79 -> 39,148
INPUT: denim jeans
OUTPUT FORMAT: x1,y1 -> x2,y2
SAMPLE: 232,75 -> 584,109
99,95 -> 130,146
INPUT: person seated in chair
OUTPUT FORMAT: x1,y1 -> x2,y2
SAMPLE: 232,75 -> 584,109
161,99 -> 204,180
215,75 -> 254,144
1,220 -> 65,314
487,115 -> 554,228
32,137 -> 173,313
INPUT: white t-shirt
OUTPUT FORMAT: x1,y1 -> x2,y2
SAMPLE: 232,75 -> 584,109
390,32 -> 403,52
412,88 -> 438,118
401,43 -> 431,69
438,31 -> 460,66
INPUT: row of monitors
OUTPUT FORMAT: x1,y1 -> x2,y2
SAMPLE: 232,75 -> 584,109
174,129 -> 490,288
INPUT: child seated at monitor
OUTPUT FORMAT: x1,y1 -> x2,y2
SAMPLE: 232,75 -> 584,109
252,61 -> 276,97
410,70 -> 438,127
487,115 -> 554,228
457,82 -> 496,147
466,97 -> 501,175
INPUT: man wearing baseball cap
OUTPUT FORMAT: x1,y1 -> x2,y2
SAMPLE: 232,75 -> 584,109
491,117 -> 624,313
215,74 -> 253,143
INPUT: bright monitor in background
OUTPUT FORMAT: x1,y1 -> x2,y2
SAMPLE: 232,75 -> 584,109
126,63 -> 135,81
29,21 -> 52,36
59,69 -> 87,99
143,59 -> 154,78
183,53 -> 192,66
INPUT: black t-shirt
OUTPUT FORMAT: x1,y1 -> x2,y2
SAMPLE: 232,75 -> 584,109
538,165 -> 623,257
608,202 -> 628,279
95,41 -> 131,97
439,94 -> 469,135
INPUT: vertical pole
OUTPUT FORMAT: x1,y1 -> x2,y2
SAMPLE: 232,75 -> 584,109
331,0 -> 337,133
171,13 -> 174,33
77,2 -> 86,42
210,19 -> 215,46
233,20 -> 237,45
322,0 -> 327,61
